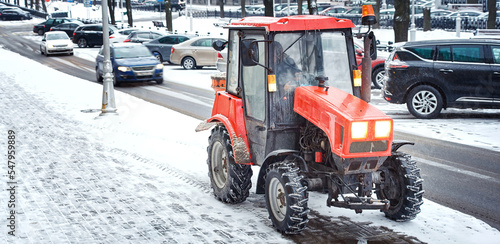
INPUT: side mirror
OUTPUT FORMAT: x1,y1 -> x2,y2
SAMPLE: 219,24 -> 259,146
241,38 -> 259,66
42,38 -> 46,42
212,40 -> 228,51
369,31 -> 377,60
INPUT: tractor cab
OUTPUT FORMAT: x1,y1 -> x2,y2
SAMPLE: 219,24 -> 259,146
211,16 -> 362,166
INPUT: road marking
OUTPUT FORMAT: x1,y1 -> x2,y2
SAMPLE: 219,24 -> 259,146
414,156 -> 499,184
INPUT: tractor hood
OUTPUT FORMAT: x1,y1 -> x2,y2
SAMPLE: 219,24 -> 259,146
294,86 -> 393,158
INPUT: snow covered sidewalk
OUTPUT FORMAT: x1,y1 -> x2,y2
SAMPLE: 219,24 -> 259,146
1,47 -> 499,243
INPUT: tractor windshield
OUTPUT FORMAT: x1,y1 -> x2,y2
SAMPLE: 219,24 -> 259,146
274,31 -> 353,94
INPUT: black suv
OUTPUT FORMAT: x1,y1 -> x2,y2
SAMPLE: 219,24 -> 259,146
383,39 -> 500,119
72,24 -> 118,48
33,18 -> 78,35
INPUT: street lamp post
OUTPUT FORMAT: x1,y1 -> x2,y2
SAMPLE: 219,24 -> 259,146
410,0 -> 416,41
99,0 -> 118,116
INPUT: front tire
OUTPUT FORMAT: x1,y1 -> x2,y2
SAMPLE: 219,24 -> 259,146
182,57 -> 196,70
153,52 -> 163,63
406,85 -> 443,119
77,38 -> 88,48
372,66 -> 386,89
207,126 -> 252,203
265,159 -> 309,234
376,153 -> 424,221
95,68 -> 103,83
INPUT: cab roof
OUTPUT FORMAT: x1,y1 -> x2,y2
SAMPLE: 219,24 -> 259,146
227,15 -> 355,32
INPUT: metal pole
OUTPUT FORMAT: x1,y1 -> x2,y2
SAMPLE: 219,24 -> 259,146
100,0 -> 118,116
361,34 -> 372,103
189,0 -> 193,32
410,0 -> 416,41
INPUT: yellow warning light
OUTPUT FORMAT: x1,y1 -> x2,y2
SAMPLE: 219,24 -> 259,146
353,70 -> 361,87
268,74 -> 277,92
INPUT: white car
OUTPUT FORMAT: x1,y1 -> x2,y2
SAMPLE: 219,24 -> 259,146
109,27 -> 140,43
39,31 -> 74,56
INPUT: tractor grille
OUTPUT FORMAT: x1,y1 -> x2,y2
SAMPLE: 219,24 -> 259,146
349,141 -> 388,154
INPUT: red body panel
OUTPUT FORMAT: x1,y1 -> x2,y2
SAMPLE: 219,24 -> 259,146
294,86 -> 393,158
228,15 -> 355,32
206,91 -> 252,165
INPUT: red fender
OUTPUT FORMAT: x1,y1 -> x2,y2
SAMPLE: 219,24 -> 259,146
200,92 -> 253,165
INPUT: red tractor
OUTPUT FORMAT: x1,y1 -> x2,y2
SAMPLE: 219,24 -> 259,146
197,9 -> 423,234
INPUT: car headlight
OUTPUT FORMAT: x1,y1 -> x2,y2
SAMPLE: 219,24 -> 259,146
374,120 -> 392,139
156,63 -> 164,69
351,122 -> 368,140
49,44 -> 54,48
117,66 -> 131,72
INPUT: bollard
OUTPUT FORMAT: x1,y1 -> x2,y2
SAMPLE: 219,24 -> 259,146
456,16 -> 461,38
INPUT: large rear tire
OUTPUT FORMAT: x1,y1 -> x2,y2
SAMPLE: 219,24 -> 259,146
265,159 -> 309,234
207,126 -> 252,203
376,153 -> 424,221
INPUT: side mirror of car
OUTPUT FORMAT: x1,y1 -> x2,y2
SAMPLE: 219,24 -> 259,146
212,40 -> 228,51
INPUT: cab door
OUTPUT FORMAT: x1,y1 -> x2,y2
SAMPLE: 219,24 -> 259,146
238,32 -> 268,166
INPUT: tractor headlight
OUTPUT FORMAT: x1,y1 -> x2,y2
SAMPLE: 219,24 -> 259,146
351,122 -> 368,140
375,120 -> 392,138
117,66 -> 131,72
155,63 -> 164,70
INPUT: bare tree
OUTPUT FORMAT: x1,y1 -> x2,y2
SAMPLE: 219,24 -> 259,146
165,0 -> 173,32
126,0 -> 133,27
41,0 -> 47,13
108,0 -> 116,25
394,0 -> 409,43
241,0 -> 246,18
264,0 -> 273,17
487,0 -> 497,29
297,0 -> 303,15
219,0 -> 224,18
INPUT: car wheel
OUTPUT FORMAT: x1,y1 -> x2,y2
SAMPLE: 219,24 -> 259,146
95,68 -> 103,83
77,38 -> 88,48
153,52 -> 163,63
40,46 -> 44,55
112,73 -> 120,87
172,7 -> 178,12
182,57 -> 196,70
372,66 -> 386,89
406,85 -> 443,119
156,78 -> 164,85
37,29 -> 44,35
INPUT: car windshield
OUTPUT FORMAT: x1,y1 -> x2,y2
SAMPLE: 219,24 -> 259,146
113,46 -> 152,59
47,33 -> 69,40
274,30 -> 353,94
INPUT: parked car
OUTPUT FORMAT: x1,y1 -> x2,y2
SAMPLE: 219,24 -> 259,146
446,10 -> 484,19
123,30 -> 164,43
95,43 -> 164,86
170,36 -> 227,70
383,39 -> 500,119
0,8 -> 31,20
33,18 -> 79,35
143,34 -> 195,63
153,0 -> 185,12
49,21 -> 84,37
353,40 -> 388,89
109,27 -> 140,43
39,31 -> 74,56
72,24 -> 119,48
216,49 -> 227,72
320,6 -> 350,16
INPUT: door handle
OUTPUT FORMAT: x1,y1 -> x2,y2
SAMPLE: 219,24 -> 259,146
439,69 -> 453,73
